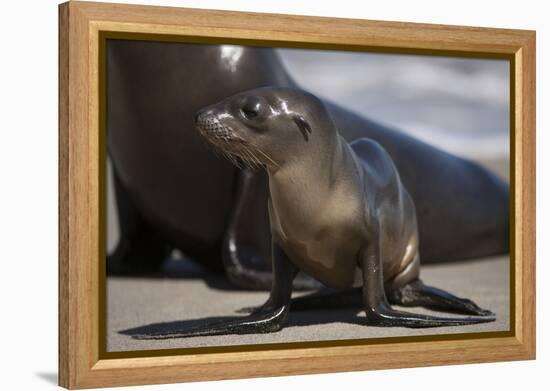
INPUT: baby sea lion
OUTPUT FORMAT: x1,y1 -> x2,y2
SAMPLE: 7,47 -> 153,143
107,41 -> 508,290
168,86 -> 496,337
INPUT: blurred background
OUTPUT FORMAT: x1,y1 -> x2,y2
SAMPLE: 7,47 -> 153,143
278,48 -> 510,176
107,47 -> 510,252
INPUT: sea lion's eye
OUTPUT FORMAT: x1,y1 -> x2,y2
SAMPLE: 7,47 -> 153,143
241,98 -> 261,119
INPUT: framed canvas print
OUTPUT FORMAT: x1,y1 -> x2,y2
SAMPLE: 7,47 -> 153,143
58,1 -> 536,389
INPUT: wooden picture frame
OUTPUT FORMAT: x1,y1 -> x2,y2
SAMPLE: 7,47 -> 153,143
58,1 -> 536,389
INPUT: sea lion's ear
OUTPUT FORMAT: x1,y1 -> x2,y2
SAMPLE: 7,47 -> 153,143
293,115 -> 312,141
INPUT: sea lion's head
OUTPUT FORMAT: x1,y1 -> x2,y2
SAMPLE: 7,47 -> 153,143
195,87 -> 333,170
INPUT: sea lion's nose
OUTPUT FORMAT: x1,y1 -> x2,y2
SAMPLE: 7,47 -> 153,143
194,110 -> 203,124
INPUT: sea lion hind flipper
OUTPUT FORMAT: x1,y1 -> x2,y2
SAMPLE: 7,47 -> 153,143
360,244 -> 496,328
387,279 -> 494,316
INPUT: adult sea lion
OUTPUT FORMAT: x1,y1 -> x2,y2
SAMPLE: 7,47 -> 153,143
143,86 -> 495,338
106,41 -> 509,289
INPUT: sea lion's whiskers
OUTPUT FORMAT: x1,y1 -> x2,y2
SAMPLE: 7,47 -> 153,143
241,148 -> 257,168
254,146 -> 279,168
242,145 -> 262,168
239,145 -> 255,168
201,131 -> 250,169
230,153 -> 245,170
235,141 -> 259,167
219,139 -> 238,168
247,146 -> 264,168
218,144 -> 238,168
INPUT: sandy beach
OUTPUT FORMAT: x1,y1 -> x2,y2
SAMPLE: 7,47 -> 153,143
106,255 -> 509,352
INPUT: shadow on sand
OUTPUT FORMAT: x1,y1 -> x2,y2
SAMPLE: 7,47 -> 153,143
119,309 -> 364,340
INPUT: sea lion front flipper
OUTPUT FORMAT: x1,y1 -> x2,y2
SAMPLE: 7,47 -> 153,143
387,279 -> 494,316
138,243 -> 298,339
360,237 -> 495,328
